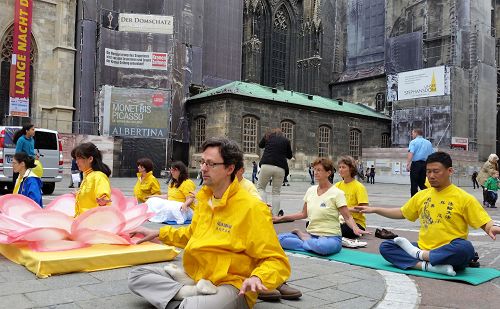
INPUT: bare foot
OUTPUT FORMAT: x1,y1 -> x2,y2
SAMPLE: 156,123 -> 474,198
291,229 -> 311,241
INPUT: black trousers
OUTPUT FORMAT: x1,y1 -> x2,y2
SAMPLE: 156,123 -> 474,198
341,223 -> 365,239
410,161 -> 427,196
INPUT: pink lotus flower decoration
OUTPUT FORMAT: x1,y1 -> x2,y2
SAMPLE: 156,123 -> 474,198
0,189 -> 153,252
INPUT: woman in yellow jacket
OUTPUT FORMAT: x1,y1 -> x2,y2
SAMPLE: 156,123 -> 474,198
133,157 -> 161,203
72,143 -> 111,216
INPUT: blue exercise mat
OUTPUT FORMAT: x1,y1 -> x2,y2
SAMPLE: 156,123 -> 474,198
286,249 -> 500,285
163,219 -> 192,225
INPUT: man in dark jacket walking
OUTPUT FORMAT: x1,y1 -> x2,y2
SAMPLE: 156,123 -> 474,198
256,128 -> 293,216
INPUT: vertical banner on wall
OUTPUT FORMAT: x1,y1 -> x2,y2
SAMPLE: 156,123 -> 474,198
9,0 -> 33,117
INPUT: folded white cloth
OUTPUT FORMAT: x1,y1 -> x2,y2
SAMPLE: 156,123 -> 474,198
146,197 -> 193,224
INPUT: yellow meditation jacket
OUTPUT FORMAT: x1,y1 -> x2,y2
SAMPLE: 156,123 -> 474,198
75,169 -> 111,216
158,178 -> 290,308
134,171 -> 161,203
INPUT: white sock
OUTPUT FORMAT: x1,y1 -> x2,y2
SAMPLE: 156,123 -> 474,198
173,285 -> 198,300
164,264 -> 195,285
196,279 -> 218,295
394,237 -> 423,260
421,261 -> 456,276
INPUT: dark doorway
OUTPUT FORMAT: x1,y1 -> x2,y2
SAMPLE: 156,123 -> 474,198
113,137 -> 166,177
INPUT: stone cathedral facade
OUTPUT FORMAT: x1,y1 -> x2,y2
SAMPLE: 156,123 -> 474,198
242,0 -> 345,97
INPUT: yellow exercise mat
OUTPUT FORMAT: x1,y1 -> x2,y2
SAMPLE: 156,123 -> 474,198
0,242 -> 179,278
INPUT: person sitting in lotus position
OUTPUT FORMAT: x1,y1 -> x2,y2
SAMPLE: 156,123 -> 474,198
273,157 -> 368,256
356,152 -> 500,276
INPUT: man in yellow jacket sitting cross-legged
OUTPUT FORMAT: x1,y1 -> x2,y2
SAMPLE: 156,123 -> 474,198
128,137 -> 291,309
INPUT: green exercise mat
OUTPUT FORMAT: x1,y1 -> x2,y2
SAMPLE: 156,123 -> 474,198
286,249 -> 500,285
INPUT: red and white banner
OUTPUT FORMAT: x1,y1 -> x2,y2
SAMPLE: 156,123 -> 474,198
9,0 -> 33,117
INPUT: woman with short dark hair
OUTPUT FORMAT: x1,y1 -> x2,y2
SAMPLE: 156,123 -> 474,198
134,158 -> 161,203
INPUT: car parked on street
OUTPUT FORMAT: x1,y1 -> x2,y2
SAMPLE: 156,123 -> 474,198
0,126 -> 63,194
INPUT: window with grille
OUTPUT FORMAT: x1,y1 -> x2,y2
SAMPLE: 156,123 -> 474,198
318,125 -> 331,157
242,116 -> 258,153
349,129 -> 361,159
271,7 -> 289,86
375,92 -> 385,112
280,120 -> 294,149
381,133 -> 391,148
194,117 -> 206,152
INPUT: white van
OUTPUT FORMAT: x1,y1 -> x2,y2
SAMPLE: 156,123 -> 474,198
0,126 -> 63,194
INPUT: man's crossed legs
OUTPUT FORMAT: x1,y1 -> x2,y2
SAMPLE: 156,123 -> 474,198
380,237 -> 475,276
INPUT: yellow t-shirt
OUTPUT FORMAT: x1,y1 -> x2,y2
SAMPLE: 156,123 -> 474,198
75,169 -> 111,216
335,179 -> 369,228
401,184 -> 491,250
168,179 -> 196,207
239,178 -> 261,199
134,171 -> 161,203
304,185 -> 347,236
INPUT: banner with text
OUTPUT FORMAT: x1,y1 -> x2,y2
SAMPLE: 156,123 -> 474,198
9,0 -> 33,117
396,66 -> 450,101
119,14 -> 173,34
104,48 -> 168,70
101,86 -> 170,138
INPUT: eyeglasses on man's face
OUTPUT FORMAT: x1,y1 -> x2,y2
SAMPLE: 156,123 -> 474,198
198,159 -> 225,168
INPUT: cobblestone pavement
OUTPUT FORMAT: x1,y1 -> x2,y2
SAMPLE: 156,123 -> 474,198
0,176 -> 498,309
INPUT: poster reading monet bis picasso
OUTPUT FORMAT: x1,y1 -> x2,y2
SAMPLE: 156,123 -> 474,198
396,66 -> 450,100
101,86 -> 170,138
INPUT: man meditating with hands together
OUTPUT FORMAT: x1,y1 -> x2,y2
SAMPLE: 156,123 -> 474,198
356,152 -> 499,276
128,137 -> 290,309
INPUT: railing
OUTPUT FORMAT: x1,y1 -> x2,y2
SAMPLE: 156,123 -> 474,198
2,115 -> 100,135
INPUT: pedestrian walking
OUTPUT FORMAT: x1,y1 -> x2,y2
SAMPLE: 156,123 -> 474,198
256,128 -> 293,216
369,165 -> 375,184
197,169 -> 203,186
407,128 -> 434,196
471,171 -> 479,189
483,170 -> 500,208
308,163 -> 315,185
477,154 -> 499,206
252,161 -> 258,183
12,123 -> 38,187
69,158 -> 81,188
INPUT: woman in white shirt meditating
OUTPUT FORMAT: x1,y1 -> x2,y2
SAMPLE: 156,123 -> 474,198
273,157 -> 368,255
